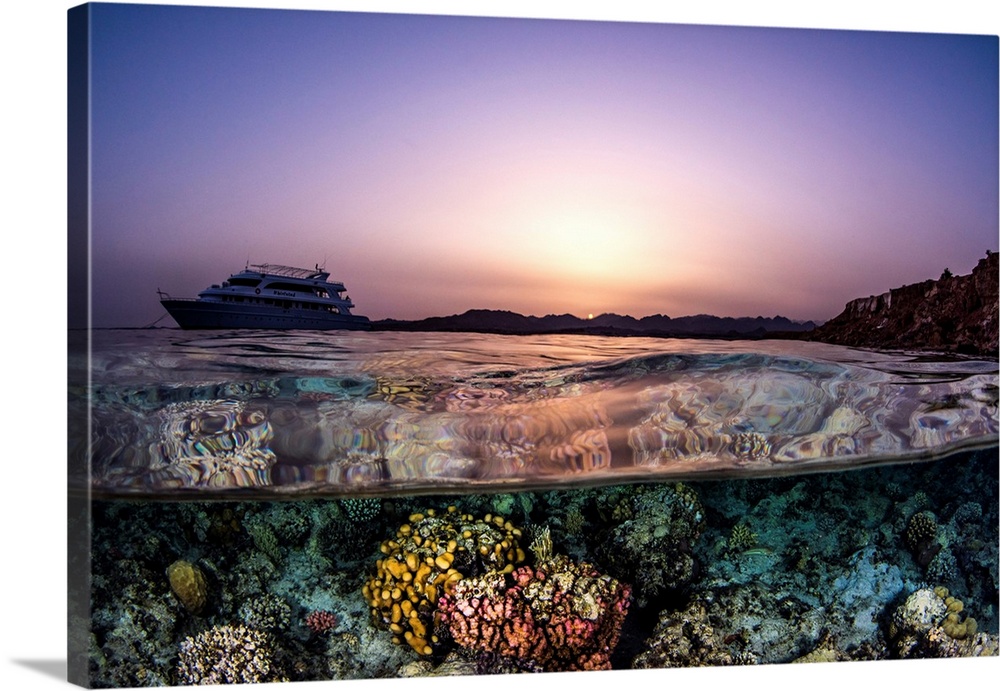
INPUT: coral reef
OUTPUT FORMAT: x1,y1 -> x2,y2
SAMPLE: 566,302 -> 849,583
85,448 -> 998,685
437,554 -> 631,671
791,632 -> 848,663
89,557 -> 181,687
632,599 -> 745,668
362,507 -> 527,656
563,507 -> 586,536
889,586 -> 998,658
529,525 -> 554,562
938,498 -> 998,611
248,521 -> 283,564
262,502 -> 312,546
397,657 -> 478,677
176,624 -> 286,684
597,483 -> 705,605
238,593 -> 292,632
203,506 -> 244,546
825,545 -> 913,651
904,510 -> 940,566
341,497 -> 381,523
926,549 -> 959,587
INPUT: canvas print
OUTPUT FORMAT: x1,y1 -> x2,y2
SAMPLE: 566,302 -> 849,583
67,2 -> 999,688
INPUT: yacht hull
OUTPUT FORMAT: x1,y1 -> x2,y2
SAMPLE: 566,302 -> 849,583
161,299 -> 371,330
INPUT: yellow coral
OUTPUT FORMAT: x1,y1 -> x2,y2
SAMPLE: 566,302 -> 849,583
938,592 -> 977,640
728,523 -> 758,551
167,560 -> 208,615
363,506 -> 526,656
529,526 -> 553,562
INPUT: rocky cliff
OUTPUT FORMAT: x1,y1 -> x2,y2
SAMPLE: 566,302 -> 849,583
808,252 -> 998,356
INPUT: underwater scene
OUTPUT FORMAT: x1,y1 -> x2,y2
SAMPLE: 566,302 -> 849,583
70,329 -> 999,686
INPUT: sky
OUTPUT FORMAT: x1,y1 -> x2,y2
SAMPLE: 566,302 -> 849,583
82,2 -> 998,326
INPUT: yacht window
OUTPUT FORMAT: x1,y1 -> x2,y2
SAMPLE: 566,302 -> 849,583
228,277 -> 262,287
266,281 -> 311,293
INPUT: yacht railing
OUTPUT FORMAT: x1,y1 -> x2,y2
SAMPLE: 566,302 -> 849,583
247,263 -> 327,279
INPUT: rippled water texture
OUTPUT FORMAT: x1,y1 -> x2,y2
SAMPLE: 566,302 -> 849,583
74,330 -> 998,497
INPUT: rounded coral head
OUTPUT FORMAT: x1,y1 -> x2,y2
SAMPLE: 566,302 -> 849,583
167,560 -> 208,615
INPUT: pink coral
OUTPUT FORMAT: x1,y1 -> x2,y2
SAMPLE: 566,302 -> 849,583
305,609 -> 338,634
437,555 -> 631,671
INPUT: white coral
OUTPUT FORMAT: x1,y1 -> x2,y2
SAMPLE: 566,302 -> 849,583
176,624 -> 283,685
892,588 -> 946,636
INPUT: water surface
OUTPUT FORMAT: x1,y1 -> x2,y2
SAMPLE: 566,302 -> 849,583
76,329 -> 998,498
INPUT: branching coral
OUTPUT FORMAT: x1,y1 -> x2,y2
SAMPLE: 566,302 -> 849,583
248,522 -> 282,564
728,523 -> 758,551
238,593 -> 291,632
176,624 -> 285,684
305,610 -> 338,635
529,525 -> 553,562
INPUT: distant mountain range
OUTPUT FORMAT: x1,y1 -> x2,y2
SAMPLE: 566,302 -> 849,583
374,309 -> 818,338
372,253 -> 998,355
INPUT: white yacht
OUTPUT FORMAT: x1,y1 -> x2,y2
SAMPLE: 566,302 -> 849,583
159,263 -> 371,330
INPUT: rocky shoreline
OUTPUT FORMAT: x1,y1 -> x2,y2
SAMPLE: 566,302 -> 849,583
806,252 -> 998,357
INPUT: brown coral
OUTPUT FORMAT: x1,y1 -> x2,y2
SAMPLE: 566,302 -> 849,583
904,511 -> 940,566
166,560 -> 208,615
597,483 -> 705,606
632,600 -> 740,668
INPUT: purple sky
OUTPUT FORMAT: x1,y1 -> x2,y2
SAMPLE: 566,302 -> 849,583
86,3 -> 998,326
